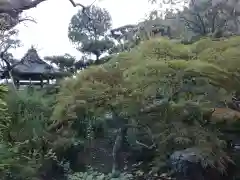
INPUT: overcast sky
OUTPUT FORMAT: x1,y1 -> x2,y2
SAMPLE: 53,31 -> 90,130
9,0 -> 157,60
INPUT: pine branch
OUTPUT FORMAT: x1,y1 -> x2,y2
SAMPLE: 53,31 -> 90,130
0,0 -> 46,16
0,0 -> 94,17
0,0 -> 95,30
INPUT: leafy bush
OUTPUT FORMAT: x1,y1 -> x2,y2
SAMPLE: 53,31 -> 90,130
0,86 -> 58,180
51,37 -> 240,175
67,168 -> 133,180
3,37 -> 240,179
5,86 -> 55,141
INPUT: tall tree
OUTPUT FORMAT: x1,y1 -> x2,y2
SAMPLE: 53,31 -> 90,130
149,0 -> 240,37
68,5 -> 114,62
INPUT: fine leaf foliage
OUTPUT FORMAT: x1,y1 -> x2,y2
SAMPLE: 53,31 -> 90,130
52,37 -> 240,173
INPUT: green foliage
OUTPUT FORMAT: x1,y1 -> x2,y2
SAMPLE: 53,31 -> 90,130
0,87 -> 57,180
138,38 -> 193,60
0,85 -> 37,179
68,5 -> 113,60
52,37 -> 240,174
0,85 -> 15,175
44,53 -> 76,72
0,84 -> 8,122
81,38 -> 114,60
3,36 -> 240,179
69,5 -> 112,41
6,87 -> 55,127
149,0 -> 240,42
67,169 -> 133,180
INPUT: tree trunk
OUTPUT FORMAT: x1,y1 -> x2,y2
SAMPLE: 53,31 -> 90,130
112,127 -> 128,178
8,70 -> 17,90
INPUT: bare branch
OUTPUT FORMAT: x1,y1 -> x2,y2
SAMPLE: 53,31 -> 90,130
19,17 -> 37,24
195,12 -> 207,35
0,44 -> 15,89
0,44 -> 22,71
181,16 -> 204,34
68,0 -> 98,20
68,0 -> 85,8
135,140 -> 156,149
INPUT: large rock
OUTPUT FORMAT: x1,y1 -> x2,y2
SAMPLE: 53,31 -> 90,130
170,148 -> 235,180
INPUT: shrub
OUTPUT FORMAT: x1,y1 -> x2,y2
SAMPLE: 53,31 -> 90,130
1,86 -> 58,180
51,37 -> 240,175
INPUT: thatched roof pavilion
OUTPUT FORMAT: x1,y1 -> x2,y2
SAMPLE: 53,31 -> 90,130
1,47 -> 69,87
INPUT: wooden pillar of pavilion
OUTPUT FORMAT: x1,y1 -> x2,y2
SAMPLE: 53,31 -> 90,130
30,78 -> 32,84
40,79 -> 43,88
39,75 -> 43,88
13,78 -> 20,90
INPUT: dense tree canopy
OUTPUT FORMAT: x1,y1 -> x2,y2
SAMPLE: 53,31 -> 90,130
150,0 -> 240,39
52,36 -> 240,179
0,0 -> 240,180
44,54 -> 76,73
68,5 -> 114,61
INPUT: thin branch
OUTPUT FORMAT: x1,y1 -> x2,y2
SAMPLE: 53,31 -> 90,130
0,44 -> 16,89
68,0 -> 85,8
0,43 -> 24,80
135,140 -> 156,149
210,10 -> 219,33
68,0 -> 98,20
111,123 -> 156,176
180,15 -> 203,34
195,12 -> 207,35
182,18 -> 203,34
89,0 -> 97,7
19,17 -> 37,24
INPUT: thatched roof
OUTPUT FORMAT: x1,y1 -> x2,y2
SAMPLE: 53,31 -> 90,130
13,47 -> 61,75
1,47 -> 68,80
